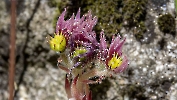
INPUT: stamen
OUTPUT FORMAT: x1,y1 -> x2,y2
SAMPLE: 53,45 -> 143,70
108,53 -> 123,69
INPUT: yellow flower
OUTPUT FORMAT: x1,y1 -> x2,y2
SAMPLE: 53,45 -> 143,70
73,48 -> 87,58
72,47 -> 87,62
108,53 -> 123,69
49,33 -> 66,52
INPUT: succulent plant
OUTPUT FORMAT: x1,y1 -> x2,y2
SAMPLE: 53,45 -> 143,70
49,9 -> 128,100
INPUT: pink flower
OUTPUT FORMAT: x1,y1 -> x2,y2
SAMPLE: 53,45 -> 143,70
50,8 -> 129,100
55,8 -> 98,50
54,8 -> 99,68
99,31 -> 128,73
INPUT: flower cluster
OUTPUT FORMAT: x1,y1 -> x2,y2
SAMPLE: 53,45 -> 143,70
49,8 -> 128,100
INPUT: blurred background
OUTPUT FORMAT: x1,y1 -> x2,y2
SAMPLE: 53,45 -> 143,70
0,0 -> 177,100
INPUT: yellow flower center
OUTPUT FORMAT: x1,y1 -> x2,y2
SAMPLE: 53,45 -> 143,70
73,48 -> 87,58
72,47 -> 87,62
49,33 -> 66,52
108,54 -> 123,69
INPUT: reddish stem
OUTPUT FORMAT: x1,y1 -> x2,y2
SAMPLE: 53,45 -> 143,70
9,0 -> 16,100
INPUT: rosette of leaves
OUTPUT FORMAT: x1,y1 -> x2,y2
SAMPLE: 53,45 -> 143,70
157,13 -> 176,36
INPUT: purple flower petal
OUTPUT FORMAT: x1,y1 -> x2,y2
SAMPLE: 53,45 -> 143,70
75,8 -> 80,19
56,8 -> 66,33
114,38 -> 126,56
99,31 -> 108,59
108,36 -> 126,57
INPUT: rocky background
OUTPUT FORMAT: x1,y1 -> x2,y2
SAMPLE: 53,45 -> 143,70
0,0 -> 177,100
